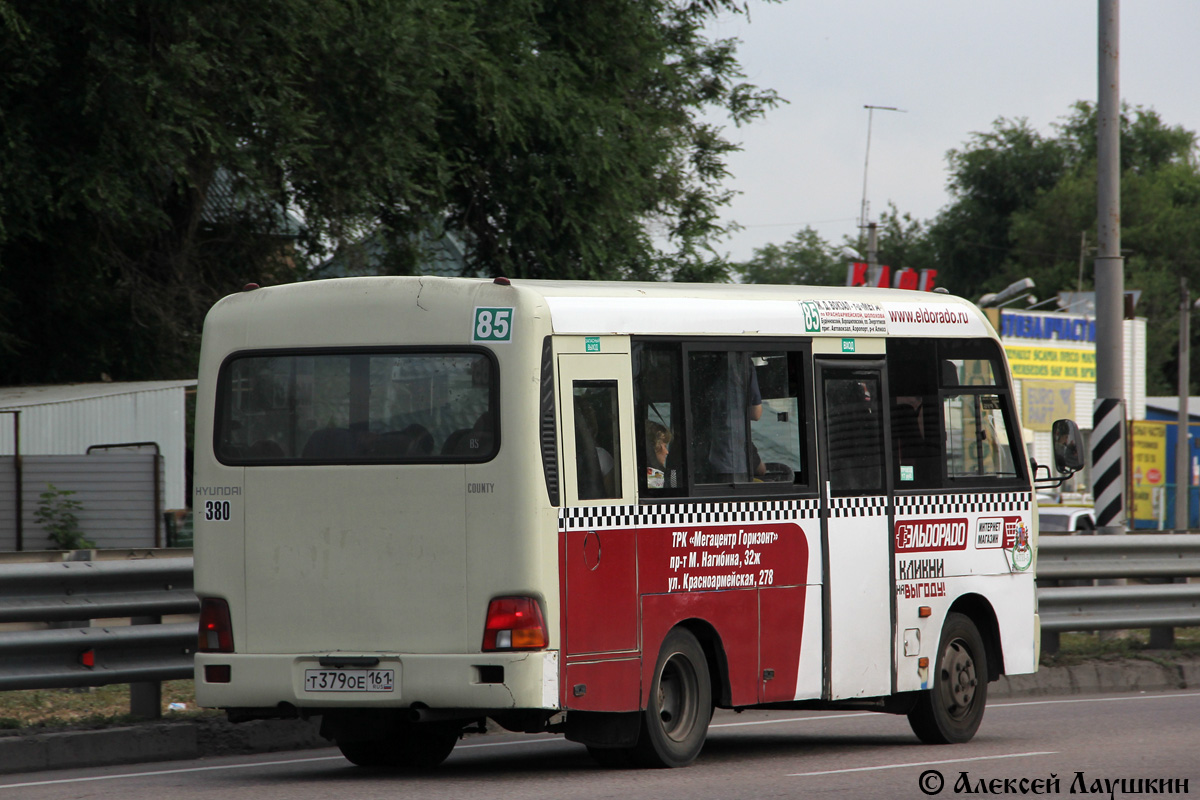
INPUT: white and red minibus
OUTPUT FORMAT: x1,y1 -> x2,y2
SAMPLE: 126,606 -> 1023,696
193,277 -> 1081,768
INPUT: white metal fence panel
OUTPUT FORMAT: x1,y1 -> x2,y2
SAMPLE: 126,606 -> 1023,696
0,453 -> 163,551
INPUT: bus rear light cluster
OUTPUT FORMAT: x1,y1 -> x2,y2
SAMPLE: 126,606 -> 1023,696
481,596 -> 547,651
198,598 -> 235,653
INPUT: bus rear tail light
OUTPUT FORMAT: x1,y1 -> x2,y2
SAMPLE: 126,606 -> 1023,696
482,596 -> 547,651
198,598 -> 234,653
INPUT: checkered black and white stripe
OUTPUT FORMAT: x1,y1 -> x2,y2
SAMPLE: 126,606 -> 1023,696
558,490 -> 1032,530
894,491 -> 1031,517
826,495 -> 888,518
559,499 -> 821,531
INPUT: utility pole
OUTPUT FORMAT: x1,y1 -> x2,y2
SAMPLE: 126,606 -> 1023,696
858,105 -> 904,284
1076,231 -> 1089,295
1177,277 -> 1191,531
1093,0 -> 1126,535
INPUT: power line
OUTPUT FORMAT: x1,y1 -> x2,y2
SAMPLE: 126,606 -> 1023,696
738,217 -> 859,230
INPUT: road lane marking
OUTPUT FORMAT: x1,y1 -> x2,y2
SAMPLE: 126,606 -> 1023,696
990,690 -> 1200,709
713,711 -> 876,728
788,750 -> 1057,777
2,691 -> 1196,789
0,756 -> 348,789
712,691 -> 1200,731
0,738 -> 574,789
459,736 -> 567,748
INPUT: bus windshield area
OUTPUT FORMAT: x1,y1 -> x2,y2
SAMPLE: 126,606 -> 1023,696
215,349 -> 497,464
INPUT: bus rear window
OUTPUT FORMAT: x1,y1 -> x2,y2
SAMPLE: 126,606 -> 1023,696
215,349 -> 498,464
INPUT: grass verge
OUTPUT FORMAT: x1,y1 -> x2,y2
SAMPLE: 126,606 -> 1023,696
0,680 -> 218,731
1039,627 -> 1200,668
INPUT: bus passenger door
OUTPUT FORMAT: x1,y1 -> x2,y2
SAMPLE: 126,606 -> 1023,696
815,360 -> 894,700
558,354 -> 641,709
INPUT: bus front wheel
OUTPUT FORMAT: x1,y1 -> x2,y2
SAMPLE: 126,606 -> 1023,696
337,721 -> 459,769
908,612 -> 988,744
633,628 -> 712,768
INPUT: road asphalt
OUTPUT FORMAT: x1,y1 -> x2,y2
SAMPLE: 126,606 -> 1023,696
3,655 -> 1199,775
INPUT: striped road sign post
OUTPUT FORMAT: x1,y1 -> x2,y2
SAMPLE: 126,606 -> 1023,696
1092,398 -> 1126,529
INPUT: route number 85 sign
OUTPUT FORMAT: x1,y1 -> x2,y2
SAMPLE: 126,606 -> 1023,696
473,307 -> 513,342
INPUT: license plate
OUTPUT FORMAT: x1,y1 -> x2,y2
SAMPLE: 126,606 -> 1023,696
304,668 -> 395,693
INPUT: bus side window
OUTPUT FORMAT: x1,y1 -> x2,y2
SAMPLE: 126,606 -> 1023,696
688,351 -> 761,485
748,352 -> 803,485
936,340 -> 1024,484
887,338 -> 942,489
944,392 -> 1017,479
633,344 -> 685,495
573,382 -> 621,500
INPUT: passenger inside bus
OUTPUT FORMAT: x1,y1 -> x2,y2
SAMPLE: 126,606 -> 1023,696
633,345 -> 685,493
645,421 -> 673,488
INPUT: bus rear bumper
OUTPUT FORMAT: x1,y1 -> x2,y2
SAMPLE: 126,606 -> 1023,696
195,650 -> 561,711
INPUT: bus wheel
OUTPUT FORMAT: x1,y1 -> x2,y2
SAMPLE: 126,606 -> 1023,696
908,612 -> 988,744
337,722 -> 459,769
634,628 -> 712,768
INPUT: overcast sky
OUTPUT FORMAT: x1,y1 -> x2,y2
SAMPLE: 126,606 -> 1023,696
705,1 -> 1200,263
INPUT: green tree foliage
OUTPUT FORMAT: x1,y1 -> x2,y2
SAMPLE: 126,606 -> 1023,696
737,206 -> 934,287
0,0 -> 780,384
435,0 -> 783,284
923,118 -> 1071,301
929,102 -> 1200,395
33,484 -> 93,551
928,103 -> 1198,302
736,227 -> 844,285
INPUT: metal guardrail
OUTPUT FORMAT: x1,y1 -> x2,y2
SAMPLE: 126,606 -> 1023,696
0,540 -> 1197,711
1037,533 -> 1200,636
1038,583 -> 1200,632
0,557 -> 197,714
1037,534 -> 1200,581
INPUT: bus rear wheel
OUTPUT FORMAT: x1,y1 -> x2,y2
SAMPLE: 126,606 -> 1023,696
633,628 -> 712,768
337,721 -> 459,769
908,612 -> 988,744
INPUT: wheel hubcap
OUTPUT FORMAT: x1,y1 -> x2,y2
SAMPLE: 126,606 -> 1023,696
656,652 -> 699,742
939,638 -> 977,719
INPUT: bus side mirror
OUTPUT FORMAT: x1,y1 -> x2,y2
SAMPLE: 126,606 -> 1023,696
1052,419 -> 1085,474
